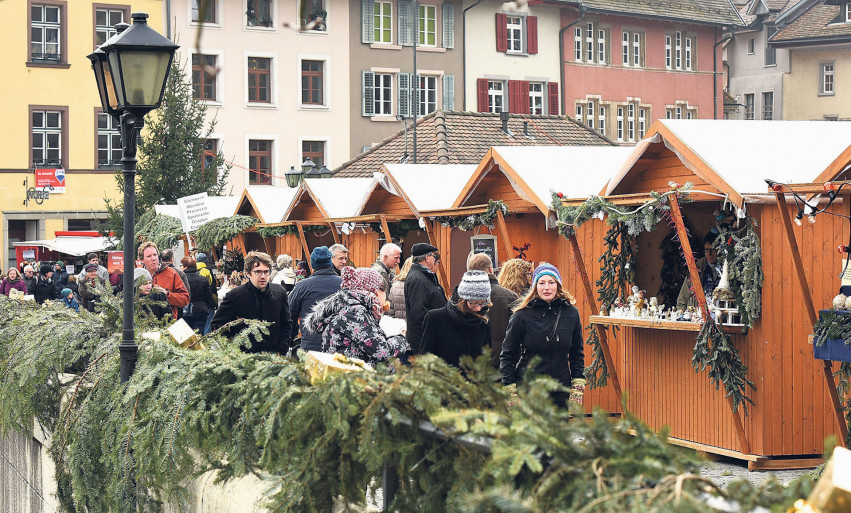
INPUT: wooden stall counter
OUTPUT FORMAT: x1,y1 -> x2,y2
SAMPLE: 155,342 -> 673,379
589,315 -> 743,334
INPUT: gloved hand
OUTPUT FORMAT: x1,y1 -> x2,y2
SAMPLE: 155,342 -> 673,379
504,383 -> 518,410
569,378 -> 586,406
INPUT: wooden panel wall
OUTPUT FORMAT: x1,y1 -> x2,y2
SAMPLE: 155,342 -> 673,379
610,144 -> 715,196
275,234 -> 303,262
361,188 -> 415,218
288,201 -> 327,223
463,170 -> 535,212
342,230 -> 380,267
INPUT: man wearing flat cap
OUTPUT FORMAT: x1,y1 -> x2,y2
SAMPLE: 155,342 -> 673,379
404,242 -> 447,354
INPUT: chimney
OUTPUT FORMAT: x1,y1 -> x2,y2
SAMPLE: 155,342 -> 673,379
523,121 -> 530,137
500,111 -> 513,136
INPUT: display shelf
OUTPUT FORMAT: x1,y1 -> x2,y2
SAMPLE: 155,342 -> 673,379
589,315 -> 743,334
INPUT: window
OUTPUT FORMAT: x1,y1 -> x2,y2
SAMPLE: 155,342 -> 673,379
418,75 -> 437,116
30,3 -> 62,62
192,54 -> 217,101
762,91 -> 774,120
374,1 -> 392,43
747,38 -> 755,55
302,140 -> 325,169
586,100 -> 595,129
685,37 -> 692,70
616,107 -> 624,141
821,62 -> 835,95
247,57 -> 271,103
667,101 -> 697,120
301,60 -> 324,105
597,29 -> 606,63
529,83 -> 544,115
97,112 -> 121,168
574,27 -> 583,61
95,8 -> 125,47
639,108 -> 648,138
300,0 -> 326,31
622,30 -> 643,67
667,31 -> 695,71
665,35 -> 672,69
201,139 -> 218,174
675,32 -> 682,69
488,81 -> 504,113
574,22 -> 608,64
248,139 -> 272,185
575,104 -> 583,123
191,0 -> 216,24
847,3 -> 851,23
598,106 -> 607,136
374,73 -> 393,115
627,103 -> 635,141
246,0 -> 273,28
743,93 -> 754,119
32,109 -> 62,167
419,5 -> 436,46
507,16 -> 522,53
765,27 -> 777,66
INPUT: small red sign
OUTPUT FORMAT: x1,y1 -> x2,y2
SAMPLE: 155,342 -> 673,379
34,168 -> 66,193
107,251 -> 124,273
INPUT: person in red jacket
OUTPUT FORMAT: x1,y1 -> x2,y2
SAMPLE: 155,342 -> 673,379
137,241 -> 189,320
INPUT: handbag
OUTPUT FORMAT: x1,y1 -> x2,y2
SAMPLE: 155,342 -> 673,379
182,301 -> 194,318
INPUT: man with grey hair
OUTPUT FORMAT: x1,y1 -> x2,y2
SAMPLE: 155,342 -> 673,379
404,243 -> 446,354
371,243 -> 401,293
329,243 -> 349,275
22,265 -> 37,294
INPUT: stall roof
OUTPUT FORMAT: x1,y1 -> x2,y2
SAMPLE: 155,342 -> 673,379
604,119 -> 851,206
456,146 -> 635,215
14,236 -> 117,256
379,164 -> 477,215
234,185 -> 299,224
284,178 -> 374,221
155,196 -> 240,222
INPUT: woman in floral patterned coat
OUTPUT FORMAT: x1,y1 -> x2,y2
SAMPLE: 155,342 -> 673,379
305,266 -> 407,366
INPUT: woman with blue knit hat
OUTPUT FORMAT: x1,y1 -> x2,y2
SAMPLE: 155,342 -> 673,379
500,263 -> 586,409
420,270 -> 492,368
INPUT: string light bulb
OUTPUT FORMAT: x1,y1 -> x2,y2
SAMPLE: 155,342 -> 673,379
839,245 -> 849,254
824,182 -> 836,192
794,209 -> 804,226
808,215 -> 816,224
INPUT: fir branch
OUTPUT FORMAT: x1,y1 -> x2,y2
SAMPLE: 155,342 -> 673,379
436,200 -> 509,231
193,215 -> 258,252
692,322 -> 756,414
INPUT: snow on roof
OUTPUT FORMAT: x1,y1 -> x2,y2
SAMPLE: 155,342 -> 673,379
305,178 -> 375,219
384,164 -> 477,212
655,119 -> 851,194
155,196 -> 240,222
244,185 -> 299,223
14,236 -> 117,256
490,146 -> 636,206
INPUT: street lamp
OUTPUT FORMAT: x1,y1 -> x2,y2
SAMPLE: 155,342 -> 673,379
319,165 -> 332,179
285,165 -> 303,188
301,157 -> 317,176
87,12 -> 178,383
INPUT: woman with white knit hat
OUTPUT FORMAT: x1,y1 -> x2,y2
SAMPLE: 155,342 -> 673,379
420,270 -> 492,368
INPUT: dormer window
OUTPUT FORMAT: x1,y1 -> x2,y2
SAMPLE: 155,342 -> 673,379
846,3 -> 850,23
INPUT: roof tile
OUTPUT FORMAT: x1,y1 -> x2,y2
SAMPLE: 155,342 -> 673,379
558,0 -> 743,26
772,4 -> 851,42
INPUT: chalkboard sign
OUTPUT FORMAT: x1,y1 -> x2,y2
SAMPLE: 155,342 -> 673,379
471,235 -> 498,268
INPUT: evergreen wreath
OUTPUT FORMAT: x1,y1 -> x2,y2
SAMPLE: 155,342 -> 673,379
435,199 -> 509,231
193,215 -> 258,252
256,224 -> 327,238
133,210 -> 184,252
714,217 -> 764,329
813,310 -> 851,345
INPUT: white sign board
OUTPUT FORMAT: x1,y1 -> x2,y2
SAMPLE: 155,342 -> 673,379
177,192 -> 212,233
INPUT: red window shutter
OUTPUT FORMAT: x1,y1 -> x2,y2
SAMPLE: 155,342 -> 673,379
495,13 -> 508,52
548,82 -> 560,115
519,81 -> 530,114
527,16 -> 538,54
477,78 -> 489,112
508,80 -> 521,113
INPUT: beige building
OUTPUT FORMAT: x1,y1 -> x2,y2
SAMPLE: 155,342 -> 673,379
167,0 -> 351,193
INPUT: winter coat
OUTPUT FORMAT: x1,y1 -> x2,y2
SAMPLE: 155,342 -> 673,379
78,277 -> 105,312
676,257 -> 720,309
197,262 -> 217,304
33,276 -> 58,304
500,297 -> 585,389
1,277 -> 27,296
371,260 -> 395,294
271,267 -> 297,292
287,268 -> 343,351
23,276 -> 38,295
388,280 -> 406,320
77,265 -> 109,283
210,281 -> 291,354
62,296 -> 80,312
485,276 -> 518,368
403,263 -> 446,354
304,289 -> 407,366
149,264 -> 190,320
184,268 -> 214,319
421,302 -> 490,367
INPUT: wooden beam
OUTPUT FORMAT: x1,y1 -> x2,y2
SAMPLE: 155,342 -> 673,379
567,234 -> 624,409
422,218 -> 450,296
561,192 -> 725,208
327,222 -> 340,245
326,214 -> 408,223
774,190 -> 848,445
419,204 -> 539,218
626,431 -> 767,463
769,181 -> 851,195
495,210 -> 513,261
380,215 -> 393,243
669,193 -> 752,455
296,223 -> 313,274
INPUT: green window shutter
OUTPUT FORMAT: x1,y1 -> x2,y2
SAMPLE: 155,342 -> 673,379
398,1 -> 414,46
442,74 -> 455,111
362,71 -> 375,117
398,72 -> 411,118
442,4 -> 454,49
413,73 -> 421,116
362,0 -> 374,43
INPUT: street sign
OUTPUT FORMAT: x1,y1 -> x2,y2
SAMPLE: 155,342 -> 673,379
176,192 -> 211,233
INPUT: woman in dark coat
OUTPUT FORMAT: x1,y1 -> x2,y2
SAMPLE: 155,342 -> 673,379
500,263 -> 586,408
181,257 -> 215,334
421,270 -> 491,368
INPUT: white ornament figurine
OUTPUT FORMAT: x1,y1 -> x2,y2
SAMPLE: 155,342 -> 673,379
835,294 -> 849,310
844,295 -> 851,311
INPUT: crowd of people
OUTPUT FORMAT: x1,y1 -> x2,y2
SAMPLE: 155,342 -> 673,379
1,241 -> 586,406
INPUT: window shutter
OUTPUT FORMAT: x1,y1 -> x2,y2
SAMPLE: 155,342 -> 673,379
398,1 -> 414,46
398,72 -> 411,118
442,4 -> 454,49
526,16 -> 538,54
362,0 -> 374,44
477,78 -> 489,112
508,80 -> 520,113
548,82 -> 559,116
442,74 -> 455,111
362,71 -> 375,117
520,81 -> 530,114
495,13 -> 508,52
413,73 -> 422,116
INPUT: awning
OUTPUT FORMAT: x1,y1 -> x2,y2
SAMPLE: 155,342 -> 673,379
13,236 -> 117,256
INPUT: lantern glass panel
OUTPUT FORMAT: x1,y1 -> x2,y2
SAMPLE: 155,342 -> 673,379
110,50 -> 171,108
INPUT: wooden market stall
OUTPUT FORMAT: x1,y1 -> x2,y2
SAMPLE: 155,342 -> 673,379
449,145 -> 634,414
564,119 -> 851,468
233,185 -> 300,258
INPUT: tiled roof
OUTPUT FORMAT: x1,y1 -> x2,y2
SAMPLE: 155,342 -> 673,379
772,4 -> 851,43
333,110 -> 613,178
556,0 -> 743,26
739,0 -> 796,29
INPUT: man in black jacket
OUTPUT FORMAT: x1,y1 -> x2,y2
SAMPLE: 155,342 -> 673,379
288,246 -> 343,351
210,251 -> 291,354
404,243 -> 446,354
33,265 -> 59,304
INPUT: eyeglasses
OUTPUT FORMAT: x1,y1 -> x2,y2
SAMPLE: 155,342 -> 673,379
468,300 -> 489,308
251,269 -> 271,276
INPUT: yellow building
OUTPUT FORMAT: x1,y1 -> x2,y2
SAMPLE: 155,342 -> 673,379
0,0 -> 163,270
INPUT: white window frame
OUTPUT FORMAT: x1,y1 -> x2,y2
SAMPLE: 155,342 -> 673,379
374,1 -> 393,44
97,112 -> 121,168
685,37 -> 693,70
598,106 -> 607,136
638,108 -> 647,138
616,107 -> 624,142
95,8 -> 124,47
633,33 -> 641,67
298,135 -> 331,171
597,29 -> 606,63
244,0 -> 276,30
675,31 -> 682,69
665,35 -> 672,69
188,48 -> 225,107
189,0 -> 222,28
299,0 -> 329,34
747,38 -> 755,54
585,23 -> 594,62
244,135 -> 279,187
244,51 -> 278,108
743,93 -> 754,119
418,4 -> 437,47
586,100 -> 595,129
418,74 -> 438,116
488,80 -> 504,113
821,62 -> 835,95
32,110 -> 62,167
574,28 -> 583,62
507,15 -> 523,54
622,32 -> 629,66
529,82 -> 544,115
676,105 -> 682,119
298,54 -> 331,110
373,72 -> 394,116
846,3 -> 851,23
762,90 -> 774,120
575,103 -> 583,122
627,103 -> 635,142
202,132 -> 225,180
31,4 -> 62,61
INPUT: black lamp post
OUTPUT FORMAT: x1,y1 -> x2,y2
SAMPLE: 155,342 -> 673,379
319,165 -> 332,179
285,165 -> 303,188
301,157 -> 317,176
88,12 -> 178,383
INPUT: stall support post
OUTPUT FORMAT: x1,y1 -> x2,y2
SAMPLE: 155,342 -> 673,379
380,215 -> 393,244
669,193 -> 752,455
327,222 -> 340,245
296,223 -> 313,273
774,190 -> 848,445
495,210 -> 513,262
567,233 -> 624,409
237,233 -> 247,255
422,218 -> 450,296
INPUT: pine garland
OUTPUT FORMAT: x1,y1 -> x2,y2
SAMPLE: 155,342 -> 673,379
436,199 -> 508,231
255,224 -> 326,238
369,218 -> 422,242
715,218 -> 764,328
693,322 -> 756,414
132,210 -> 184,252
596,222 -> 636,314
584,325 -> 609,389
193,215 -> 258,252
813,310 -> 851,345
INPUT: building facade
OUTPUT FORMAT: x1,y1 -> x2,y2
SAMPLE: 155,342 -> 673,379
0,0 -> 163,270
166,0 -> 351,193
348,0 -> 463,156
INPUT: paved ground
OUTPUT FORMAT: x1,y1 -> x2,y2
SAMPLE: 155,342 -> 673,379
699,457 -> 812,489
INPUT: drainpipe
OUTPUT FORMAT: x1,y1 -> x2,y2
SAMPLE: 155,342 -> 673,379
462,0 -> 484,111
165,0 -> 172,39
559,5 -> 587,116
714,26 -> 735,119
413,0 -> 418,163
